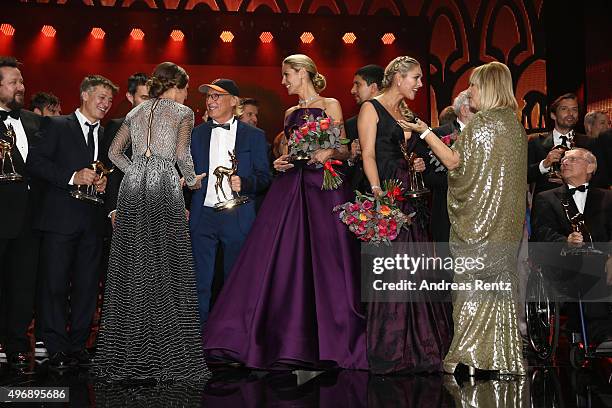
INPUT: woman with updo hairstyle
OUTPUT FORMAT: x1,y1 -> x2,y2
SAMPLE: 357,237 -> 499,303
92,62 -> 209,381
402,61 -> 527,377
357,56 -> 453,374
203,54 -> 368,370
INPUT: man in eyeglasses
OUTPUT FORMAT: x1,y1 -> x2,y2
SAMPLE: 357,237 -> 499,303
531,148 -> 612,346
189,78 -> 271,325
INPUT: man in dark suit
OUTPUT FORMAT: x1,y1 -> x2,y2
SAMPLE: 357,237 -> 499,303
344,64 -> 384,192
0,56 -> 43,369
423,89 -> 473,244
531,148 -> 612,344
528,93 -> 595,196
190,79 -> 271,324
103,72 -> 149,229
27,75 -> 118,369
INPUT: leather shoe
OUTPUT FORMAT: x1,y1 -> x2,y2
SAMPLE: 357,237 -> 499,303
48,352 -> 77,370
70,349 -> 92,367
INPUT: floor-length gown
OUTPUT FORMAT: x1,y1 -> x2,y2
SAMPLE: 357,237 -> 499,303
92,98 -> 210,381
203,107 -> 367,370
364,99 -> 453,374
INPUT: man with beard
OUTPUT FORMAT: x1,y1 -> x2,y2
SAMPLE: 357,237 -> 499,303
0,56 -> 42,370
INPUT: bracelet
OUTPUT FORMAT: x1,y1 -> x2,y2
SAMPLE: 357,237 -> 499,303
419,128 -> 432,140
371,185 -> 381,190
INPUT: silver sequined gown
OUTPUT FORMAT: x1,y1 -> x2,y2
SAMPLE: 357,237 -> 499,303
92,98 -> 210,382
444,107 -> 527,376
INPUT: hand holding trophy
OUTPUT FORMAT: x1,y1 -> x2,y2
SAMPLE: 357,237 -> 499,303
213,150 -> 249,211
0,124 -> 23,182
70,160 -> 114,205
560,199 -> 603,256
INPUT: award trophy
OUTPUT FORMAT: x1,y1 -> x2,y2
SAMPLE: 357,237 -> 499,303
548,131 -> 573,181
0,124 -> 23,182
213,150 -> 249,211
560,199 -> 603,256
400,144 -> 430,198
70,161 -> 114,205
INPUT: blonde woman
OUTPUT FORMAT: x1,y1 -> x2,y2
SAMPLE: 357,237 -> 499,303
203,54 -> 367,370
403,61 -> 527,376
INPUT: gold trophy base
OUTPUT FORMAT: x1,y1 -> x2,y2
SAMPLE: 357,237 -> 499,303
405,188 -> 430,198
71,189 -> 104,205
214,195 -> 250,211
0,172 -> 23,182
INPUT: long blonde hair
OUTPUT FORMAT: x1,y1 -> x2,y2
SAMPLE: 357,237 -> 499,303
382,56 -> 420,119
469,61 -> 518,112
282,54 -> 326,93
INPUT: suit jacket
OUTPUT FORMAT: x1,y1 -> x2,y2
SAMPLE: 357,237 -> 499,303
0,110 -> 43,239
189,120 -> 272,233
26,113 -> 107,235
100,117 -> 127,216
527,131 -> 595,195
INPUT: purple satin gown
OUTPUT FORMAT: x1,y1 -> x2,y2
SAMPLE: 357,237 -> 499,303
203,108 -> 367,370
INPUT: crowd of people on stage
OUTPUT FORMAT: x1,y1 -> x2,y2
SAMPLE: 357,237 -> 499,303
0,52 -> 611,383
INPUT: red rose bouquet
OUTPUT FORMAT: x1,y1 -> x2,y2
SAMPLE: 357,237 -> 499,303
333,180 -> 414,246
288,114 -> 348,190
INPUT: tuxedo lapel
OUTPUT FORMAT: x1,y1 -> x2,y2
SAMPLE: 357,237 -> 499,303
67,113 -> 89,158
582,188 -> 599,224
234,121 -> 244,152
554,187 -> 575,230
542,131 -> 554,151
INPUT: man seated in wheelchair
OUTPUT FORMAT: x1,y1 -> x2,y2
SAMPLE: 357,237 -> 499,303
530,148 -> 612,345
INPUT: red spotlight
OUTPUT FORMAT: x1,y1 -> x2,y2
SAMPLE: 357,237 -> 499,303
91,27 -> 105,40
130,28 -> 145,41
220,31 -> 234,43
0,24 -> 15,36
300,32 -> 314,44
381,33 -> 395,45
342,32 -> 356,44
41,25 -> 56,38
259,31 -> 273,43
170,30 -> 184,42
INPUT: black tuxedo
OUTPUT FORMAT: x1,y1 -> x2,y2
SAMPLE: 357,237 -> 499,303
0,109 -> 42,354
531,185 -> 612,343
26,112 -> 107,354
527,131 -> 595,196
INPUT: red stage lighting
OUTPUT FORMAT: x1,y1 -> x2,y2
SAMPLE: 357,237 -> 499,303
41,25 -> 56,38
300,32 -> 314,44
130,28 -> 145,41
342,32 -> 356,44
91,27 -> 105,40
170,30 -> 184,42
1,24 -> 15,36
381,33 -> 395,45
259,31 -> 273,43
220,31 -> 234,43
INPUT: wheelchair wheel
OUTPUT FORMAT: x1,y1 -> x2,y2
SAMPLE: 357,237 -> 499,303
526,267 -> 560,360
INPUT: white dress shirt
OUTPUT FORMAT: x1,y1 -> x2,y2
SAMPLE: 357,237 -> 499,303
539,129 -> 574,174
1,109 -> 28,161
457,119 -> 466,132
568,183 -> 588,214
69,109 -> 100,185
204,118 -> 238,207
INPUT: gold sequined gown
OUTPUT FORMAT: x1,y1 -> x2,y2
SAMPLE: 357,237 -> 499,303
444,107 -> 527,375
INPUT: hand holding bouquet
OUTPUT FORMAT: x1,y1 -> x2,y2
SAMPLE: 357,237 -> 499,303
333,180 -> 414,246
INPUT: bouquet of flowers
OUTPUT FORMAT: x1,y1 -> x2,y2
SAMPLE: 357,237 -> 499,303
333,180 -> 414,246
288,114 -> 348,190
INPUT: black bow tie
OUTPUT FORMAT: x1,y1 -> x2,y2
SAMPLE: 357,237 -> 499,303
0,110 -> 20,121
568,185 -> 588,195
211,122 -> 230,130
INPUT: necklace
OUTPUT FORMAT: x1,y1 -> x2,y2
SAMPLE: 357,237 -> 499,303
298,94 -> 319,106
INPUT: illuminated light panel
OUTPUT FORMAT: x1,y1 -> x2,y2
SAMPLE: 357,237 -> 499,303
259,31 -> 273,43
130,28 -> 145,41
381,33 -> 395,45
170,29 -> 184,42
300,32 -> 314,44
91,27 -> 105,39
41,25 -> 56,38
219,31 -> 234,43
1,24 -> 15,36
342,32 -> 356,44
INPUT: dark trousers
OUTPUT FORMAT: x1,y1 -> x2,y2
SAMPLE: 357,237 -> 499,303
0,232 -> 40,353
39,230 -> 102,354
191,206 -> 249,323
